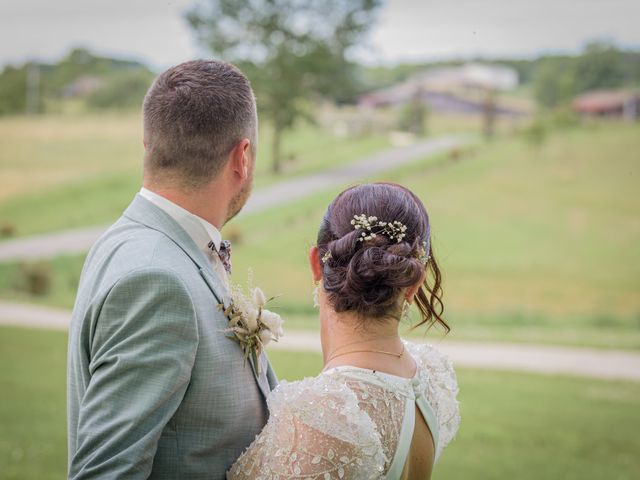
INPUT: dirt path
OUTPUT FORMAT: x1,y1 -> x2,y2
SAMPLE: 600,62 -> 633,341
2,300 -> 639,382
0,134 -> 470,262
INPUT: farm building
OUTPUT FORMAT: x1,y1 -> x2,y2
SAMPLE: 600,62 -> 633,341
358,63 -> 526,117
572,90 -> 640,120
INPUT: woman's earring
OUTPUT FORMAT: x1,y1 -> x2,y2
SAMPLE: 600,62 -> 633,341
401,300 -> 410,321
313,281 -> 320,308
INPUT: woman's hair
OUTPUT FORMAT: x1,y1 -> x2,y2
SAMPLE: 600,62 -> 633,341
317,182 -> 448,332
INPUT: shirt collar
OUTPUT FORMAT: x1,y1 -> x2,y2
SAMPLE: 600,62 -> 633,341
139,187 -> 222,252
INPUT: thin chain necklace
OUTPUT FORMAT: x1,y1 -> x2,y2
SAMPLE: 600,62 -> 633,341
328,333 -> 400,352
326,336 -> 405,364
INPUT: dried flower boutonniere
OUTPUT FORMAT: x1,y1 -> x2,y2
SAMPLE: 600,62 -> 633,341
219,283 -> 284,375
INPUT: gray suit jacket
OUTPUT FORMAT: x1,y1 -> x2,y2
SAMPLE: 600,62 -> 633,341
67,194 -> 277,479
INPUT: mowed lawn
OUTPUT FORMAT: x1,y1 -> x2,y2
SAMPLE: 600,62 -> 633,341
1,326 -> 639,480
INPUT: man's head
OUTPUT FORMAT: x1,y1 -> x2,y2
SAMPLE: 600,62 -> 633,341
142,60 -> 257,223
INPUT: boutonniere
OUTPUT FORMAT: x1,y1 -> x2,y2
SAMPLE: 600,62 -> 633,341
218,282 -> 284,375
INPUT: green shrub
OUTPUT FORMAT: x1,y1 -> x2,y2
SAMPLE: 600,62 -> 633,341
15,262 -> 52,296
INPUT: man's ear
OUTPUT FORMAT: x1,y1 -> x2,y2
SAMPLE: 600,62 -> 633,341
228,138 -> 251,181
405,270 -> 427,304
309,246 -> 323,282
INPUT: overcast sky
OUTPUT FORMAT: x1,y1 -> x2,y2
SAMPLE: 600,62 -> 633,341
1,0 -> 639,70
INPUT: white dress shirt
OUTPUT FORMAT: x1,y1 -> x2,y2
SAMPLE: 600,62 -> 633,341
139,188 -> 229,288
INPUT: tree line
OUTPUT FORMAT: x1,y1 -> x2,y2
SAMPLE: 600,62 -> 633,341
1,0 -> 638,174
0,48 -> 154,115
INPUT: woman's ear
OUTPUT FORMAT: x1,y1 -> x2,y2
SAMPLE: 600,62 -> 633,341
309,246 -> 323,282
405,270 -> 427,304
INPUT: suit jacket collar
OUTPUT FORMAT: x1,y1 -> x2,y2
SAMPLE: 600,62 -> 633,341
123,194 -> 273,400
138,187 -> 222,252
123,194 -> 231,309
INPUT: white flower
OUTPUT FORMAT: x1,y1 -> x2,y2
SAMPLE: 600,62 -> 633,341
261,309 -> 284,339
252,287 -> 267,308
259,328 -> 272,346
221,277 -> 284,374
244,307 -> 259,332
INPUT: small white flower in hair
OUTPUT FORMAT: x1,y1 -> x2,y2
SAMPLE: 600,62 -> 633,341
351,214 -> 408,243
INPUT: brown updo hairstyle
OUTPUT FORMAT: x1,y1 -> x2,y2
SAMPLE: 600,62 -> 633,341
317,183 -> 448,332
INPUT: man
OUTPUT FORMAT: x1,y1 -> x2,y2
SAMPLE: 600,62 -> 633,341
67,60 -> 277,479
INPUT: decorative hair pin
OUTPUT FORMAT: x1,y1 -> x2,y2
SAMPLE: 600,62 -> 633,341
321,250 -> 332,263
351,214 -> 407,243
416,241 -> 431,264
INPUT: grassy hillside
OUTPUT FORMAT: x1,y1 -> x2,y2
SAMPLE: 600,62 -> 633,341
0,112 -> 391,236
0,118 -> 638,348
1,326 -> 638,480
226,122 -> 640,347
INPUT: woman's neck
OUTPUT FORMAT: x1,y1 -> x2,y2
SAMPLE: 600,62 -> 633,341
320,307 -> 417,377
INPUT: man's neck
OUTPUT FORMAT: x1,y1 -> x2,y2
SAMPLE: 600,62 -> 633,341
142,183 -> 227,229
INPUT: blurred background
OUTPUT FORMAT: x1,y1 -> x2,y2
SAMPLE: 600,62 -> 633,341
0,0 -> 639,478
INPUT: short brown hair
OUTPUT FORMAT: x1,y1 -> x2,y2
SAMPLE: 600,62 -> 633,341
143,60 -> 257,187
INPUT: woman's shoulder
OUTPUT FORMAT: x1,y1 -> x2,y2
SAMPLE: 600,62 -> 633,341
267,373 -> 355,411
405,340 -> 458,385
404,340 -> 461,458
267,374 -> 384,447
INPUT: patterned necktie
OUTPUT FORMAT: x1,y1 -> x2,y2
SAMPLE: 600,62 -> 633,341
208,240 -> 232,274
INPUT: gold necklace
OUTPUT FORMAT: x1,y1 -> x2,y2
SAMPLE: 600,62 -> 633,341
328,333 -> 400,352
326,342 -> 405,364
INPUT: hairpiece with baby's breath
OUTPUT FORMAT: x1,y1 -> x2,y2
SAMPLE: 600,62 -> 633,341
351,214 -> 408,243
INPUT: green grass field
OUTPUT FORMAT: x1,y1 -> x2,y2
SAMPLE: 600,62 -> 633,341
0,112 -> 391,236
226,122 -> 640,347
0,120 -> 638,349
1,326 -> 639,480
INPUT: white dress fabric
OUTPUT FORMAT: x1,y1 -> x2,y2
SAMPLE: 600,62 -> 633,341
227,341 -> 460,479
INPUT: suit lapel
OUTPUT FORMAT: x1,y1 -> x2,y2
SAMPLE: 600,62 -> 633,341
124,194 -> 271,401
198,267 -> 231,310
199,266 -> 271,399
124,194 -> 215,276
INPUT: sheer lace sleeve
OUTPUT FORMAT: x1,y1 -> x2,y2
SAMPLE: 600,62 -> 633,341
405,341 -> 461,460
227,375 -> 386,480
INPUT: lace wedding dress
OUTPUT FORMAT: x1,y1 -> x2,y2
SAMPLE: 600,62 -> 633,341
228,341 -> 460,479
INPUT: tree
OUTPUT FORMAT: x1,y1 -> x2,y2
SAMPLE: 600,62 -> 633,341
398,87 -> 428,137
0,65 -> 28,115
532,41 -> 629,109
187,0 -> 382,173
574,41 -> 625,92
87,70 -> 155,110
533,58 -> 577,109
482,89 -> 496,140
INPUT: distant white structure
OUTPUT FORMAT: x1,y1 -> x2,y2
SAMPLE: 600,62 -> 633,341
358,63 -> 521,115
465,63 -> 519,90
415,63 -> 519,92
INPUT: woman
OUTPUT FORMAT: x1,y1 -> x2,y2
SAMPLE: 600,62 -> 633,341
228,183 -> 460,479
